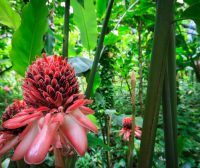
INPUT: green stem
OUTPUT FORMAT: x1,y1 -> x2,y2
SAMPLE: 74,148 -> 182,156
62,0 -> 70,58
137,21 -> 144,116
138,0 -> 175,167
106,115 -> 112,167
65,154 -> 77,168
85,0 -> 114,98
0,66 -> 12,76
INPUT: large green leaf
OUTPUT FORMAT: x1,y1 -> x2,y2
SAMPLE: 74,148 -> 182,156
184,0 -> 200,5
10,0 -> 48,76
0,0 -> 21,30
181,2 -> 200,20
71,0 -> 97,51
96,0 -> 108,18
181,2 -> 200,33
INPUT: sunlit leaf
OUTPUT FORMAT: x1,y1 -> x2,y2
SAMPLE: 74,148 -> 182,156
87,114 -> 98,126
92,72 -> 101,95
71,0 -> 97,51
96,0 -> 108,18
0,0 -> 21,30
10,0 -> 48,76
104,32 -> 120,46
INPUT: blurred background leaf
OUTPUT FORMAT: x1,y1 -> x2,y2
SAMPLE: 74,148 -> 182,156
0,0 -> 21,30
71,0 -> 97,51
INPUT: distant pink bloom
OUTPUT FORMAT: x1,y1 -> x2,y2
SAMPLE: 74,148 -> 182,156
4,86 -> 11,92
0,100 -> 26,156
119,117 -> 142,141
3,54 -> 98,165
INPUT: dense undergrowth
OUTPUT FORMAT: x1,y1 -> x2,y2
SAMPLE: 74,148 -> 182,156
0,71 -> 199,168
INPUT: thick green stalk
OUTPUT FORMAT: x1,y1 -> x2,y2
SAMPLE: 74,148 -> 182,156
85,0 -> 114,98
162,20 -> 178,167
62,0 -> 70,58
138,0 -> 175,167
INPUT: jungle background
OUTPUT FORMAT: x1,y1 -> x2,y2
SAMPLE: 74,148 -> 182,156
0,0 -> 200,167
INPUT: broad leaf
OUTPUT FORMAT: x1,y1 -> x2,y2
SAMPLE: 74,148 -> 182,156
184,0 -> 200,5
0,0 -> 21,30
181,2 -> 200,20
68,56 -> 93,75
77,0 -> 84,8
10,0 -> 48,76
44,29 -> 55,55
92,72 -> 101,95
87,114 -> 98,127
181,2 -> 200,33
71,0 -> 97,51
104,32 -> 120,45
96,0 -> 108,18
87,133 -> 110,150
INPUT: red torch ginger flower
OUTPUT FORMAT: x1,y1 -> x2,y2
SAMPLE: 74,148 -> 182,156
3,54 -> 98,165
0,100 -> 26,156
119,117 -> 142,141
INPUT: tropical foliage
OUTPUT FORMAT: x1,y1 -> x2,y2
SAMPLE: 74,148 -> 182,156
0,0 -> 200,167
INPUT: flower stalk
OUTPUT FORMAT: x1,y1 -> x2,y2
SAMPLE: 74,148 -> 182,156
127,71 -> 136,168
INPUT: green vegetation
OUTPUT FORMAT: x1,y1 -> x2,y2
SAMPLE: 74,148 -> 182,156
0,0 -> 200,167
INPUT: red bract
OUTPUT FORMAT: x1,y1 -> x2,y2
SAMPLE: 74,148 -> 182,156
2,100 -> 26,122
3,54 -> 98,165
119,117 -> 142,141
0,100 -> 26,156
0,131 -> 19,156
